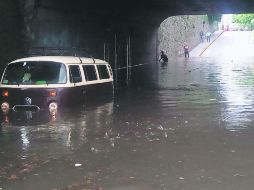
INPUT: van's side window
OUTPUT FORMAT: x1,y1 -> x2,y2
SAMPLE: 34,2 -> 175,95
69,65 -> 82,83
82,65 -> 97,81
97,65 -> 110,79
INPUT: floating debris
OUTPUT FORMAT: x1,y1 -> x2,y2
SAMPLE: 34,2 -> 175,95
110,138 -> 115,147
75,163 -> 82,167
233,173 -> 246,177
190,83 -> 200,86
157,125 -> 164,131
7,174 -> 18,180
91,147 -> 99,153
229,130 -> 239,132
104,132 -> 109,139
116,133 -> 121,139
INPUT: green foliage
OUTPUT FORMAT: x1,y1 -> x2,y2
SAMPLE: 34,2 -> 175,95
232,14 -> 254,30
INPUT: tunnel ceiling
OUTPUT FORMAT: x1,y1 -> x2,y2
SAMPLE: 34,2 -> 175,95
38,0 -> 254,15
36,0 -> 254,25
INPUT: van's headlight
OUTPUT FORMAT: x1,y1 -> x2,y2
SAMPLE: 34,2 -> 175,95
49,102 -> 58,115
1,102 -> 10,113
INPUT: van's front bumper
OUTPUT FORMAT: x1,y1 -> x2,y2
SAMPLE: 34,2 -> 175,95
0,87 -> 60,114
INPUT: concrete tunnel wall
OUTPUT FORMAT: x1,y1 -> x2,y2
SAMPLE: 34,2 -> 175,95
0,0 -> 24,73
30,8 -> 158,84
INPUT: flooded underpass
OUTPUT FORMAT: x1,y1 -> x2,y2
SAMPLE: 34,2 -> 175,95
2,56 -> 254,190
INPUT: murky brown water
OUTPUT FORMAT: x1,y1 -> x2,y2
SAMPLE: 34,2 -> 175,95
2,57 -> 254,190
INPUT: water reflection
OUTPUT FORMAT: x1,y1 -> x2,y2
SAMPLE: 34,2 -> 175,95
160,62 -> 168,69
217,58 -> 254,129
20,127 -> 30,151
1,111 -> 50,126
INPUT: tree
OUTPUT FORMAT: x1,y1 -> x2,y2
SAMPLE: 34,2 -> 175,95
232,14 -> 254,30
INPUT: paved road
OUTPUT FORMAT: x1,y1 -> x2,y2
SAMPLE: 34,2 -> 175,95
190,31 -> 254,58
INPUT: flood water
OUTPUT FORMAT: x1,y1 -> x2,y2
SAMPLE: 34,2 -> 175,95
2,57 -> 254,190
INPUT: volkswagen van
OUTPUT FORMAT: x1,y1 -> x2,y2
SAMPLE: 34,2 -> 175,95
0,56 -> 113,115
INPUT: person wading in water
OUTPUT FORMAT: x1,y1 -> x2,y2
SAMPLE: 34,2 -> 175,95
159,50 -> 168,64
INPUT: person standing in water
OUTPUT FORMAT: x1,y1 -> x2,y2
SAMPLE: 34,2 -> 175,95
183,43 -> 189,58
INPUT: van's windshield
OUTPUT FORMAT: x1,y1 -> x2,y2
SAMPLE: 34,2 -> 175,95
1,61 -> 67,85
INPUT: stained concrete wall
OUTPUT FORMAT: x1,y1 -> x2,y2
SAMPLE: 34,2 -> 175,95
0,0 -> 24,73
19,1 -> 159,85
158,15 -> 210,58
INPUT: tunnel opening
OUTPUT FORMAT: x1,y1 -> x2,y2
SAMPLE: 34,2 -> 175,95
158,13 -> 254,59
156,13 -> 254,109
158,14 -> 220,59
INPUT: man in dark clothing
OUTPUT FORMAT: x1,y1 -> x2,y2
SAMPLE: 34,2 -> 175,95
200,31 -> 204,42
159,51 -> 168,63
183,43 -> 189,58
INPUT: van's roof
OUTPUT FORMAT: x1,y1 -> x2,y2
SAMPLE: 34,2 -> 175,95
10,56 -> 108,64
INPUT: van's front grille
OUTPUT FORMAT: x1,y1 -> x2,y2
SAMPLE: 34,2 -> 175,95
13,105 -> 40,112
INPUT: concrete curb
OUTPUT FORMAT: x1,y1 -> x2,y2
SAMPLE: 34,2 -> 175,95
199,31 -> 225,56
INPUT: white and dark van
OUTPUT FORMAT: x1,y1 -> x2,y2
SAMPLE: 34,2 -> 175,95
0,56 -> 113,115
